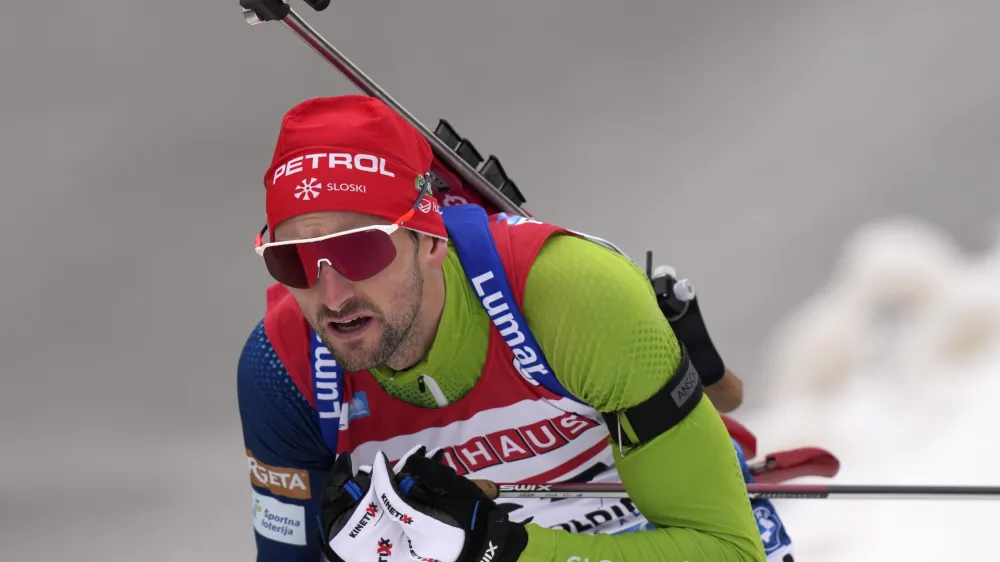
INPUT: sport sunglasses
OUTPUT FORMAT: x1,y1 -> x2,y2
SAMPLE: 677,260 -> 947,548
254,177 -> 432,289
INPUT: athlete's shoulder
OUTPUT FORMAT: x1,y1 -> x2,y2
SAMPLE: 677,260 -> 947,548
237,319 -> 310,409
237,318 -> 333,475
523,234 -> 661,337
247,283 -> 315,408
522,233 -> 683,411
487,212 -> 638,275
482,211 -> 569,288
531,230 -> 652,295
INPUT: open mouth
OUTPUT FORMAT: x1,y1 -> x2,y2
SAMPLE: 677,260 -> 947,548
328,316 -> 373,334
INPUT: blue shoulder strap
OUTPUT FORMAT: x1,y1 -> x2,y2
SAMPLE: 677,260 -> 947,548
311,330 -> 346,454
441,204 -> 584,405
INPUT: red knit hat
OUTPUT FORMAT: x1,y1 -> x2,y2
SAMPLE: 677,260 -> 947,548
263,95 -> 446,240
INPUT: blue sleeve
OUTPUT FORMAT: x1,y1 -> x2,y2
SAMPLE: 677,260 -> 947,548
237,319 -> 335,562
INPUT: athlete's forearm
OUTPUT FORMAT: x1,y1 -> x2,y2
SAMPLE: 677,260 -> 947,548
705,368 -> 744,413
519,399 -> 765,562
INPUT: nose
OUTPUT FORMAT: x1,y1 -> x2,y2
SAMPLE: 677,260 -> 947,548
313,261 -> 355,311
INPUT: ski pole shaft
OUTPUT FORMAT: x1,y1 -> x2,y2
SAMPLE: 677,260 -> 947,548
486,482 -> 1000,500
240,1 -> 527,216
745,483 -> 1000,500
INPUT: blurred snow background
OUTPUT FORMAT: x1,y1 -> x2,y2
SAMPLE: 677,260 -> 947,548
739,216 -> 1000,561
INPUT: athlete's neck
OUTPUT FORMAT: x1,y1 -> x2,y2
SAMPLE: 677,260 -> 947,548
369,245 -> 490,408
384,269 -> 446,371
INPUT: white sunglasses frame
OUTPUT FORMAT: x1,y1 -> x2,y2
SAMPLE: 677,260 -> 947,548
254,223 -> 401,257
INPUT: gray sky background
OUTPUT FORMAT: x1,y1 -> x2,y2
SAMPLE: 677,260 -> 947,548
2,1 -> 999,560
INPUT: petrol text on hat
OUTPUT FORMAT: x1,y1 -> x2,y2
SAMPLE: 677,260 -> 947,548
273,152 -> 396,184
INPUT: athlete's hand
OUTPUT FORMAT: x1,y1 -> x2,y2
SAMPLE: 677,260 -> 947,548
318,453 -> 408,562
372,447 -> 528,562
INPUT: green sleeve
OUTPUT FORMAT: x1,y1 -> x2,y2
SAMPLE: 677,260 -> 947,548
518,234 -> 765,562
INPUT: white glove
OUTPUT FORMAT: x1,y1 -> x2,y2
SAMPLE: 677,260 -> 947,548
372,446 -> 529,562
371,449 -> 468,562
319,454 -> 410,562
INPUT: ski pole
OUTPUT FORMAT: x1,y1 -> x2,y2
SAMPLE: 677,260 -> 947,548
238,0 -> 527,216
747,483 -> 1000,500
479,482 -> 1000,500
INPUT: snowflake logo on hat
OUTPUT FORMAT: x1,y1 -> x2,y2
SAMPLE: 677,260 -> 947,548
294,178 -> 322,201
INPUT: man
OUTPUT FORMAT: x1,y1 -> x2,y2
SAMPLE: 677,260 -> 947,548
238,94 -> 770,562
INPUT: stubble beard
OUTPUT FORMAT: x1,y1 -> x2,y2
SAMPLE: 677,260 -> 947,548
319,259 -> 425,373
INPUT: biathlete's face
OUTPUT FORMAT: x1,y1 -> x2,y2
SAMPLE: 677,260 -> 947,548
270,210 -> 426,372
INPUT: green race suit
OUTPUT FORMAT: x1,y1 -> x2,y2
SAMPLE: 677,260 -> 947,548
368,234 -> 766,562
